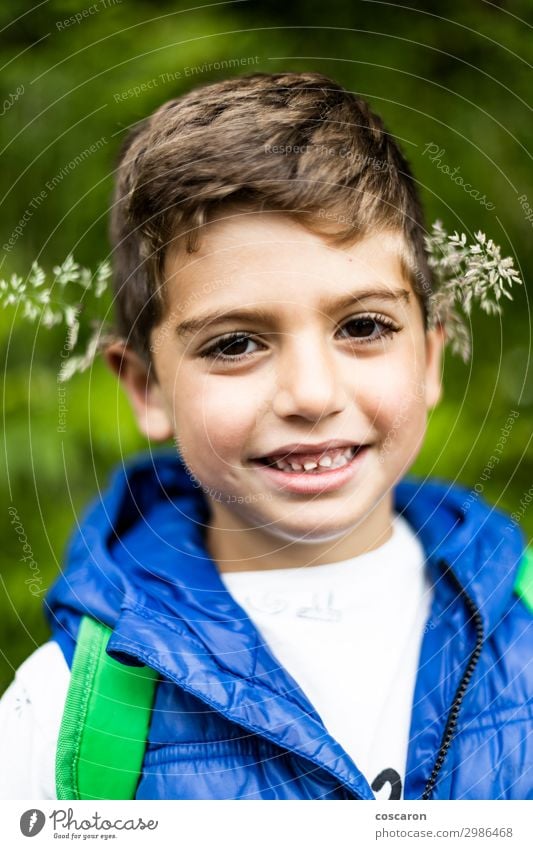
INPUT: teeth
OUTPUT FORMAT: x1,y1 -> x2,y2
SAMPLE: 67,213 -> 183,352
269,445 -> 358,473
330,455 -> 349,469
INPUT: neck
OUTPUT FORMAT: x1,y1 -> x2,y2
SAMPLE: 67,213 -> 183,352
205,493 -> 394,573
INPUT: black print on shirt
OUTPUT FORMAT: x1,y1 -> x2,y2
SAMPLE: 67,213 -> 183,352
371,768 -> 402,800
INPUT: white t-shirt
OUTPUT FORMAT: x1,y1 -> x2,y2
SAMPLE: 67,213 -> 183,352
0,512 -> 431,800
220,512 -> 432,799
0,640 -> 69,799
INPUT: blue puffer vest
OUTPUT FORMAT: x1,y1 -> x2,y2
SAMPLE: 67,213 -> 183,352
45,451 -> 532,800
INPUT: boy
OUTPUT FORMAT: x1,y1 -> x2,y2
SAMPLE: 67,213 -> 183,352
0,71 -> 531,801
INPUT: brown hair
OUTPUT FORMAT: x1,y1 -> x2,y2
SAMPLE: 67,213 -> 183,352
109,71 -> 433,362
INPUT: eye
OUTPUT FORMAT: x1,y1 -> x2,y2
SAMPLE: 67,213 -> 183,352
199,333 -> 263,363
337,313 -> 399,344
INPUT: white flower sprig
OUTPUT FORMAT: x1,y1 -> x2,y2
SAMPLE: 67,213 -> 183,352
0,254 -> 112,381
424,221 -> 523,361
0,221 -> 524,379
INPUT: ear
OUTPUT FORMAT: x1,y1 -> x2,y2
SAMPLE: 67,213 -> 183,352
103,341 -> 174,441
424,321 -> 446,410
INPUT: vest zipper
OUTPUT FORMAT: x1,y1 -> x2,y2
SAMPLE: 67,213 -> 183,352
421,560 -> 484,800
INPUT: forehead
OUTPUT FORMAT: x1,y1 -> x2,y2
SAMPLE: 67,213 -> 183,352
162,211 -> 417,318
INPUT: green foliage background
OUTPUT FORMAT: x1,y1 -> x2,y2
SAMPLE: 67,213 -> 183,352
1,0 -> 532,692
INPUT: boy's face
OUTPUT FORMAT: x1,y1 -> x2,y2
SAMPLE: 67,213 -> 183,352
110,211 -> 445,567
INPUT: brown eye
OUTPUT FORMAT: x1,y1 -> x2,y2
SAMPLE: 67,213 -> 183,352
216,336 -> 252,356
338,314 -> 399,344
344,318 -> 378,338
200,333 -> 262,362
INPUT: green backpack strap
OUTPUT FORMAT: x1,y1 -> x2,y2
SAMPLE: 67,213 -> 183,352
514,546 -> 533,615
56,615 -> 158,800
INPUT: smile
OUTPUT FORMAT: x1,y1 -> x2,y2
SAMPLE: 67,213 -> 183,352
251,445 -> 370,494
256,445 -> 361,473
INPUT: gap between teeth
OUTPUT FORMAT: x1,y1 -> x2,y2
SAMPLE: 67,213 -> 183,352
270,446 -> 357,472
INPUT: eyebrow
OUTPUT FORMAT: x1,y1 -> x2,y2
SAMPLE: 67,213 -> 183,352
175,286 -> 411,341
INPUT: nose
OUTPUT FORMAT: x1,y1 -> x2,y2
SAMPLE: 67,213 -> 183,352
272,333 -> 347,421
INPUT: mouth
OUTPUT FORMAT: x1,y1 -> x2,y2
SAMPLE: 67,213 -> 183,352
252,444 -> 368,474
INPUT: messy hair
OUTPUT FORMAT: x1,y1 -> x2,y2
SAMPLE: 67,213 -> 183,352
109,71 -> 433,362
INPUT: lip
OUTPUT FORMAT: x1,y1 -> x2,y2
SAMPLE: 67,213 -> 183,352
251,439 -> 364,461
250,445 -> 371,495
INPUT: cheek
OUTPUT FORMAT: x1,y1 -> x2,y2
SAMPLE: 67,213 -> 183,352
368,360 -> 428,473
363,358 -> 427,435
173,373 -> 259,459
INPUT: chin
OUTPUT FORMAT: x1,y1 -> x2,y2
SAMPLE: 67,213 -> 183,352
266,520 -> 356,545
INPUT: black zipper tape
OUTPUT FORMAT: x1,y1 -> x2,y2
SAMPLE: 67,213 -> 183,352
421,560 -> 484,800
